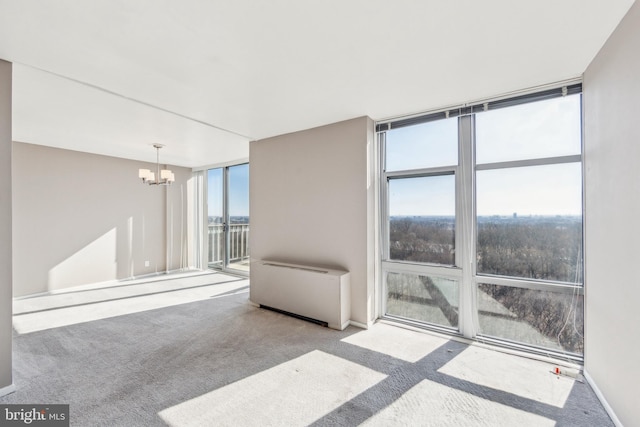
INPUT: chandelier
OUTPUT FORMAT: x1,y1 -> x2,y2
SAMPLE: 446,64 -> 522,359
138,144 -> 175,185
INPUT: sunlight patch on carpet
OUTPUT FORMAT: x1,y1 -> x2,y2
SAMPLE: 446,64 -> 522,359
362,379 -> 555,427
158,350 -> 387,427
438,345 -> 574,408
341,322 -> 448,362
13,276 -> 248,334
14,273 -> 236,314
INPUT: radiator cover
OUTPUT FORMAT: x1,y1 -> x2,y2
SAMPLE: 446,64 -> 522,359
250,260 -> 351,330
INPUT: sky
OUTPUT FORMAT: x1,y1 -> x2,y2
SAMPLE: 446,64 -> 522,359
387,94 -> 582,217
207,163 -> 250,218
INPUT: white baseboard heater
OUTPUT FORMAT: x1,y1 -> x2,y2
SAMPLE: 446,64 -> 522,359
250,260 -> 351,330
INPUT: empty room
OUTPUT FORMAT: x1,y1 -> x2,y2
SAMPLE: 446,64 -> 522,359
0,1 -> 639,426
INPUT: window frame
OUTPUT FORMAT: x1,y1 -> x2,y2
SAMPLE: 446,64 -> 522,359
377,82 -> 585,360
380,116 -> 468,335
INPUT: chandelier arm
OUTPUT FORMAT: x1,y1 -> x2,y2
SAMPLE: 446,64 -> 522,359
140,144 -> 173,186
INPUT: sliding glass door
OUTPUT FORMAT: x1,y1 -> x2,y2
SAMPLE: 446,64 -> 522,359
207,168 -> 225,270
207,163 -> 250,273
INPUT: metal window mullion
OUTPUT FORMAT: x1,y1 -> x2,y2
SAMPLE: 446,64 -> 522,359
379,131 -> 389,316
386,165 -> 458,178
382,314 -> 461,336
223,166 -> 230,269
475,335 -> 583,363
382,260 -> 462,280
475,154 -> 582,171
458,114 -> 476,339
380,132 -> 390,262
376,81 -> 581,133
580,92 -> 587,337
474,274 -> 583,294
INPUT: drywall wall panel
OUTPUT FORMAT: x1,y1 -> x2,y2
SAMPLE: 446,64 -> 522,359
165,166 -> 192,271
12,143 -> 192,296
250,116 -> 375,326
0,60 -> 13,392
583,2 -> 640,425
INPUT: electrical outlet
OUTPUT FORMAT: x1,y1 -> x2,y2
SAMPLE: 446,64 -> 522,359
145,261 -> 150,267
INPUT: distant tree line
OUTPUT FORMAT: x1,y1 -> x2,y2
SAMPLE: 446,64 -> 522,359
477,220 -> 582,283
390,217 -> 455,265
390,216 -> 582,283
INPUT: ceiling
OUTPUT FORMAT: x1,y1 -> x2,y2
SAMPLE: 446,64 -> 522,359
0,0 -> 635,168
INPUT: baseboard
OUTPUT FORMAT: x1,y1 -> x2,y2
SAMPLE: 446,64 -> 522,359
0,384 -> 15,398
583,370 -> 623,427
348,320 -> 370,329
15,269 -> 209,299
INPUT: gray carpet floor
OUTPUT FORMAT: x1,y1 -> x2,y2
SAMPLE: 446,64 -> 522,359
1,273 -> 613,426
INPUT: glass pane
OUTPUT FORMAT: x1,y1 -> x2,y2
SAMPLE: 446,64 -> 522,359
476,94 -> 581,164
386,272 -> 458,328
389,175 -> 455,265
228,164 -> 250,272
385,117 -> 458,171
207,168 -> 224,269
478,283 -> 583,354
476,163 -> 582,283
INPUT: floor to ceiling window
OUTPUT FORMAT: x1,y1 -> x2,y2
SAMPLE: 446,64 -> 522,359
383,117 -> 461,330
207,163 -> 250,273
379,84 -> 584,360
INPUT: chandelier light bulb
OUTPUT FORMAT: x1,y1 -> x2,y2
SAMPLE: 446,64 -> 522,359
139,145 -> 174,186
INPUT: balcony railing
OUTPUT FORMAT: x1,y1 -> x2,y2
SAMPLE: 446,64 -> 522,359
208,223 -> 250,265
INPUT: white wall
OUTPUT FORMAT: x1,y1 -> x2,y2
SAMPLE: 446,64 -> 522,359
584,1 -> 640,425
249,116 -> 376,326
12,142 -> 193,297
0,60 -> 13,393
